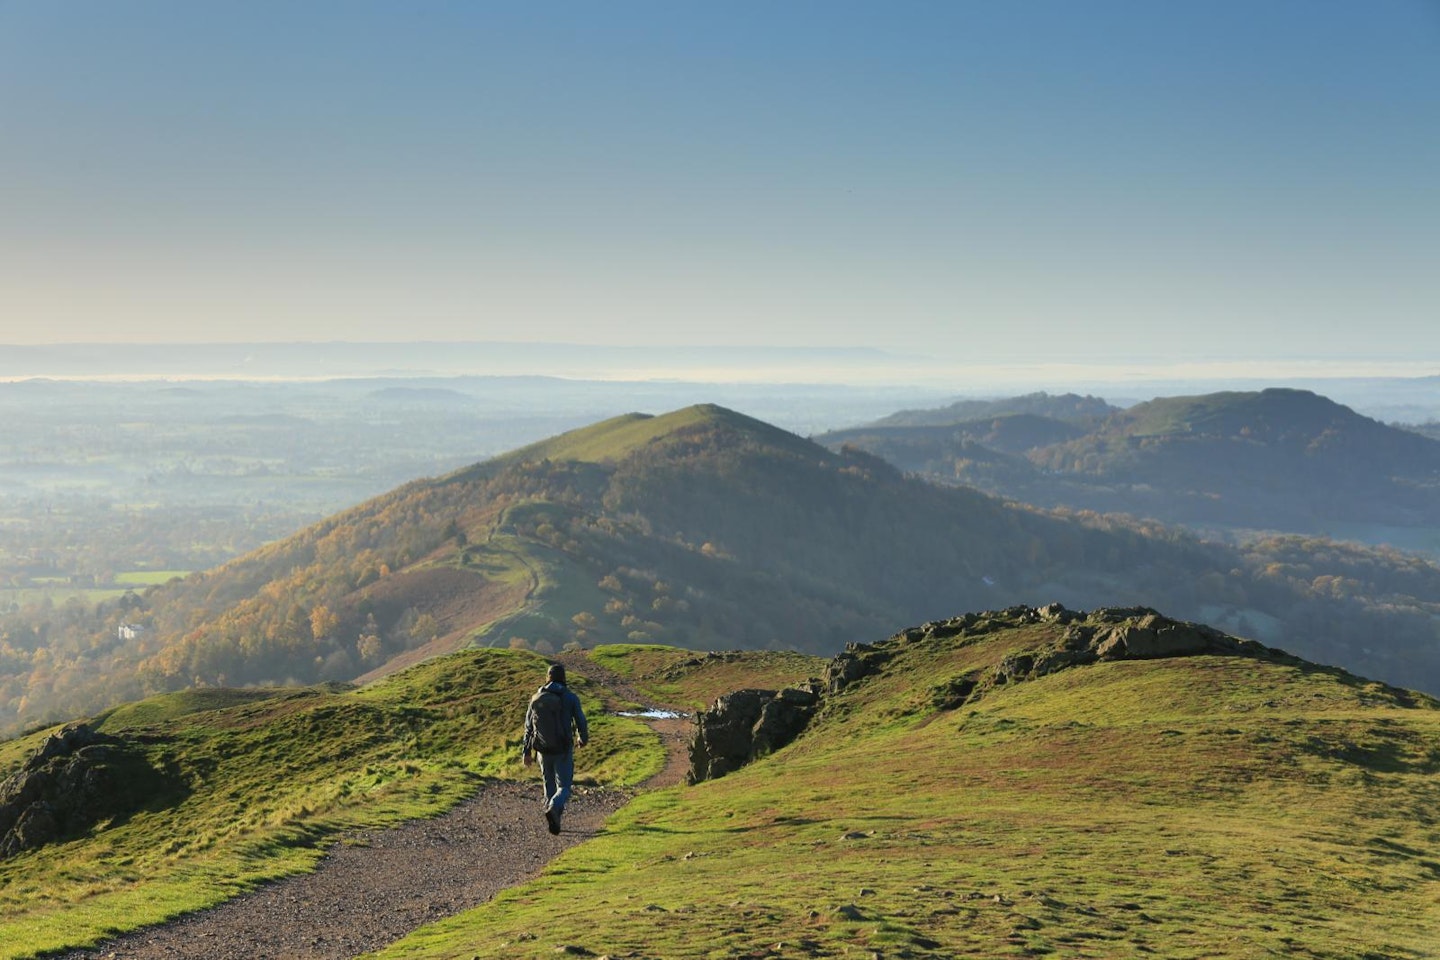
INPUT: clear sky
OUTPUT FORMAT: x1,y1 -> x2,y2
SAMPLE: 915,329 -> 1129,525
1,1 -> 1437,372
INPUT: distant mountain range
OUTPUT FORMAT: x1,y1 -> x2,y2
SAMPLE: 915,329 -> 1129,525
12,401 -> 1440,733
820,388 -> 1440,544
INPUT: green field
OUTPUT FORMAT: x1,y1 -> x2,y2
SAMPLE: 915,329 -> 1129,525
113,570 -> 190,586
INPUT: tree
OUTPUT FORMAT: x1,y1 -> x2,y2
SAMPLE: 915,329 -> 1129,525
309,604 -> 339,640
411,613 -> 440,643
357,633 -> 383,665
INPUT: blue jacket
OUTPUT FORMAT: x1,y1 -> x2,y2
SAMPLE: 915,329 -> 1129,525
524,681 -> 588,754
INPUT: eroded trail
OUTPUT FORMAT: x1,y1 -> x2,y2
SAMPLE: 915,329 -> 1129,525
55,663 -> 692,960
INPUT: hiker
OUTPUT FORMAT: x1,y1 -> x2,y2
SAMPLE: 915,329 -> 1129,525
522,662 -> 589,834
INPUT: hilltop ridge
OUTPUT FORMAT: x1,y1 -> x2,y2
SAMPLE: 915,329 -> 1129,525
454,403 -> 823,479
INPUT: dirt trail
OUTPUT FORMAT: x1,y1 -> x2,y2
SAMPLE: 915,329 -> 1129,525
54,663 -> 693,960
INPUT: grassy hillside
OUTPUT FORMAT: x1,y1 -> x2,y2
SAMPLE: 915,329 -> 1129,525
0,648 -> 664,959
472,404 -> 819,472
370,610 -> 1440,960
10,401 -> 1440,736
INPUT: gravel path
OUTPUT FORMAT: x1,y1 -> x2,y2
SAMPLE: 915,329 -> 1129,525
55,780 -> 628,960
53,661 -> 695,960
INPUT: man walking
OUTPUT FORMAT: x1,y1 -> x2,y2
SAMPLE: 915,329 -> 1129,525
523,662 -> 589,834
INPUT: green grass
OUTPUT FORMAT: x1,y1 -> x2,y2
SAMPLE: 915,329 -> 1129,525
369,626 -> 1440,960
93,687 -> 296,728
590,644 -> 826,711
113,570 -> 189,586
0,648 -> 657,960
450,404 -> 820,480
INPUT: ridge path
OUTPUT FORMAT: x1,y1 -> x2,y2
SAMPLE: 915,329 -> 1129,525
55,661 -> 693,960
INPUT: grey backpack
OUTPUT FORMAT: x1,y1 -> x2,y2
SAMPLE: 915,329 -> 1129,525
529,687 -> 571,754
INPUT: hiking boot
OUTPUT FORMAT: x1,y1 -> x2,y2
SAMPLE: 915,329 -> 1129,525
545,808 -> 560,835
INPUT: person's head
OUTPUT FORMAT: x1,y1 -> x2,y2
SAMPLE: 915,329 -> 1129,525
547,663 -> 566,685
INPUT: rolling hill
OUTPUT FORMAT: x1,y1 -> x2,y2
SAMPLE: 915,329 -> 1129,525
869,391 -> 1117,428
4,609 -> 1436,958
8,402 -> 1440,735
823,388 -> 1440,543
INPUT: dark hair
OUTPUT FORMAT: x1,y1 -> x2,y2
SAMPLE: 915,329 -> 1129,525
547,663 -> 566,684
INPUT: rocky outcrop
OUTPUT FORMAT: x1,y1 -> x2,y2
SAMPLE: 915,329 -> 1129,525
687,686 -> 820,784
822,641 -> 893,695
687,604 -> 1295,784
908,605 -> 1284,709
0,723 -> 172,858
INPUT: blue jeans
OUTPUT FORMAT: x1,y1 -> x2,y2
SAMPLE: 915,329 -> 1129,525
538,751 -> 575,818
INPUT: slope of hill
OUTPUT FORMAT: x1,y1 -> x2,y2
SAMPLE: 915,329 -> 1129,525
8,401 -> 1440,735
369,607 -> 1440,959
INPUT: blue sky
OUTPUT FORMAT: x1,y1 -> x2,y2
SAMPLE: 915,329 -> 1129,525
1,1 -> 1436,374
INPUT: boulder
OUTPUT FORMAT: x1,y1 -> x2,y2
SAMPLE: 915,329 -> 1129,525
0,723 -> 174,858
1093,614 -> 1228,660
823,642 -> 892,694
688,687 -> 820,784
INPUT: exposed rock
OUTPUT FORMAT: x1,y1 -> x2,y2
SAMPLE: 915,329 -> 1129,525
1092,612 -> 1232,660
688,603 -> 1300,783
943,606 -> 1281,706
0,723 -> 174,858
823,641 -> 893,694
868,604 -> 1293,713
687,687 -> 819,783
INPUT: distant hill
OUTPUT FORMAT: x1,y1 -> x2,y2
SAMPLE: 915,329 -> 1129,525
818,413 -> 1086,478
870,391 -> 1117,427
1035,388 -> 1440,519
8,402 -> 1440,733
825,388 -> 1440,542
